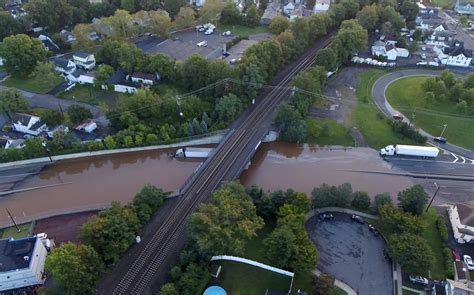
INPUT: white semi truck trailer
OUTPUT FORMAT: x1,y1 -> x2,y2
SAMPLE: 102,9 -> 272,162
380,144 -> 439,158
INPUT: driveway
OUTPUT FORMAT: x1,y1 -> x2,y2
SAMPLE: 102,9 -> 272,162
306,213 -> 393,295
371,69 -> 474,159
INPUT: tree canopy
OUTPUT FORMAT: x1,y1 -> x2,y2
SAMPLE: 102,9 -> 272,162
0,34 -> 46,78
397,185 -> 429,215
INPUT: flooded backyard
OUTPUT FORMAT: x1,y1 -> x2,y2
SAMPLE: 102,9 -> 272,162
0,143 -> 414,227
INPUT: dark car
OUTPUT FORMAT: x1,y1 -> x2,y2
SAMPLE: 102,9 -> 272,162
433,137 -> 447,143
319,213 -> 334,221
351,214 -> 364,224
392,113 -> 403,121
368,224 -> 379,236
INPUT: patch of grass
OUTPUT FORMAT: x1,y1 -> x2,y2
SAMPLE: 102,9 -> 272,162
430,0 -> 453,8
306,118 -> 354,146
422,208 -> 447,280
217,24 -> 269,37
403,281 -> 425,290
0,223 -> 32,239
402,288 -> 419,295
353,70 -> 418,149
332,286 -> 348,295
210,260 -> 292,295
386,76 -> 474,150
59,84 -> 120,109
3,76 -> 63,94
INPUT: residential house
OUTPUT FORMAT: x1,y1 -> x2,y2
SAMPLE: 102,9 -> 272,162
130,72 -> 158,85
0,237 -> 48,292
75,120 -> 97,133
47,125 -> 69,138
89,0 -> 103,3
313,0 -> 331,14
5,2 -> 26,19
59,30 -> 76,44
436,41 -> 473,68
283,1 -> 295,15
72,52 -> 96,70
0,136 -> 25,149
51,57 -> 77,75
418,7 -> 440,18
38,35 -> 60,55
447,203 -> 474,243
289,5 -> 303,21
445,260 -> 474,294
12,114 -> 48,136
261,1 -> 280,25
455,3 -> 474,14
103,70 -> 138,94
66,69 -> 96,85
371,40 -> 409,61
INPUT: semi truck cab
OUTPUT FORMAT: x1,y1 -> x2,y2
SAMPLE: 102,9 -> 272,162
380,145 -> 396,156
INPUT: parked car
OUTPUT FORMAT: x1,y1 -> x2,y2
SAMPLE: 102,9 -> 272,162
198,26 -> 206,32
197,41 -> 208,47
368,224 -> 379,235
351,214 -> 364,224
195,25 -> 203,31
204,29 -> 213,35
464,255 -> 474,270
319,213 -> 334,221
409,275 -> 429,285
452,250 -> 461,261
421,53 -> 427,59
433,137 -> 447,143
393,113 -> 403,121
222,30 -> 232,36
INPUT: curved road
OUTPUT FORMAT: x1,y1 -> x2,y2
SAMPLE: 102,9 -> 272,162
372,69 -> 474,159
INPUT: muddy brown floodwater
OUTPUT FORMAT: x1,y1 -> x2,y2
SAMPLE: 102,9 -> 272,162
0,143 -> 415,227
241,142 -> 414,198
0,149 -> 201,226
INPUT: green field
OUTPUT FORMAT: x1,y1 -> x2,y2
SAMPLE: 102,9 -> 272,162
402,289 -> 419,295
3,76 -> 63,94
353,70 -> 418,149
59,84 -> 123,110
0,223 -> 32,239
386,77 -> 474,150
332,286 -> 348,295
306,118 -> 355,146
422,209 -> 447,280
217,24 -> 269,37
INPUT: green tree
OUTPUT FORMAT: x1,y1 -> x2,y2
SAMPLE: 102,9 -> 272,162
379,206 -> 425,235
389,233 -> 434,274
121,0 -> 135,12
459,15 -> 469,27
356,5 -> 379,32
286,192 -> 312,214
30,61 -> 58,88
175,263 -> 210,295
0,11 -> 29,40
160,283 -> 179,295
24,0 -> 73,32
94,64 -> 114,87
215,94 -> 243,125
290,17 -> 310,53
400,0 -> 419,22
104,135 -> 117,149
315,48 -> 338,71
146,54 -> 176,81
180,55 -> 210,90
188,182 -> 264,256
175,6 -> 196,29
0,89 -> 28,118
439,70 -> 456,89
40,109 -> 63,127
164,0 -> 186,16
45,242 -> 104,295
245,4 -> 260,26
351,191 -> 371,210
67,105 -> 93,124
397,184 -> 429,215
133,183 -> 165,225
311,183 -> 353,208
379,6 -> 404,33
200,0 -> 225,23
220,2 -> 241,25
313,274 -> 335,295
264,225 -> 299,268
372,193 -> 393,213
269,15 -> 290,34
0,34 -> 46,78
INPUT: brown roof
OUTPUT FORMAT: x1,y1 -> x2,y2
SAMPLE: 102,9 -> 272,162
455,260 -> 469,281
457,204 -> 474,227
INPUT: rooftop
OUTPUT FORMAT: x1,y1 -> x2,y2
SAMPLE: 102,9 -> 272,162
455,260 -> 469,281
0,237 -> 37,272
11,113 -> 35,126
70,129 -> 101,142
73,52 -> 93,59
71,69 -> 95,78
457,203 -> 474,227
131,72 -> 156,81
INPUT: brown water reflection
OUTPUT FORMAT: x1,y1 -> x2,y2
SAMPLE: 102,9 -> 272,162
0,149 -> 201,226
241,142 -> 414,199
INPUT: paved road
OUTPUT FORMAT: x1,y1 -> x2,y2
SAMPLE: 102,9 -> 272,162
306,213 -> 393,295
371,69 -> 474,159
0,84 -> 109,126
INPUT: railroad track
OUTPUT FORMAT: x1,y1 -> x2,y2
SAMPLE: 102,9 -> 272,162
109,33 -> 334,295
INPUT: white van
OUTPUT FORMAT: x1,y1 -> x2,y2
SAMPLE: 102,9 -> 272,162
197,41 -> 208,47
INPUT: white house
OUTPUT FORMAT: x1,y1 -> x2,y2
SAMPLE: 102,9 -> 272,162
12,114 -> 48,136
447,203 -> 474,243
436,41 -> 473,68
455,3 -> 474,14
314,0 -> 331,14
371,41 -> 409,61
103,70 -> 138,94
0,237 -> 48,292
75,120 -> 97,133
67,69 -> 96,85
130,72 -> 158,85
0,136 -> 25,149
283,1 -> 295,15
47,125 -> 69,138
72,52 -> 96,70
51,57 -> 76,75
59,30 -> 76,44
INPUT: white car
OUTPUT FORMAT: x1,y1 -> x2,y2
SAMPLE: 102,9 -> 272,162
409,275 -> 429,285
464,255 -> 474,270
204,29 -> 213,35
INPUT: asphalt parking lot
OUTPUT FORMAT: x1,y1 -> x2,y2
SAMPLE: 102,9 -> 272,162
306,213 -> 393,295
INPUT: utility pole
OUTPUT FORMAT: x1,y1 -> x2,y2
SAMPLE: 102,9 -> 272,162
426,182 -> 440,213
41,141 -> 53,162
440,124 -> 447,138
6,209 -> 21,232
408,110 -> 416,128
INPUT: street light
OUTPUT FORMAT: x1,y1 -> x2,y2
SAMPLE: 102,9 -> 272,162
426,182 -> 440,213
440,124 -> 447,138
41,141 -> 53,162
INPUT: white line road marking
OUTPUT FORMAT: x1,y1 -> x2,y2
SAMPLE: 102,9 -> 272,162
450,152 -> 459,163
460,156 -> 466,164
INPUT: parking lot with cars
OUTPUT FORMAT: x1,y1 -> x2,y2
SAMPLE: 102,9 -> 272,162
306,212 -> 393,295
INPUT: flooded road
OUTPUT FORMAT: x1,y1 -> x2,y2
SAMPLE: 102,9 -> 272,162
0,143 -> 415,227
241,142 -> 414,198
0,149 -> 200,226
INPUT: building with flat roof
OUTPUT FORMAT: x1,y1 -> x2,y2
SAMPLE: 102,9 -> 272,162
448,203 -> 474,244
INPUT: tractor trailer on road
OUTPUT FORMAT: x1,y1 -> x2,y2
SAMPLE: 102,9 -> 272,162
380,145 -> 439,158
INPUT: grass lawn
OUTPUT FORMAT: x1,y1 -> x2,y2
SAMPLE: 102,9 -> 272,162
59,84 -> 122,110
422,208 -> 447,280
306,118 -> 354,146
386,77 -> 474,150
3,76 -> 63,94
354,70 -> 418,149
430,0 -> 453,8
217,24 -> 269,37
210,260 -> 292,295
0,223 -> 32,239
332,286 -> 348,295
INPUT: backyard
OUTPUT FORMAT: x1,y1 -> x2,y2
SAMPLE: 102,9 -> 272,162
58,84 -> 122,110
2,76 -> 63,94
353,70 -> 419,149
386,76 -> 474,150
0,223 -> 32,239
